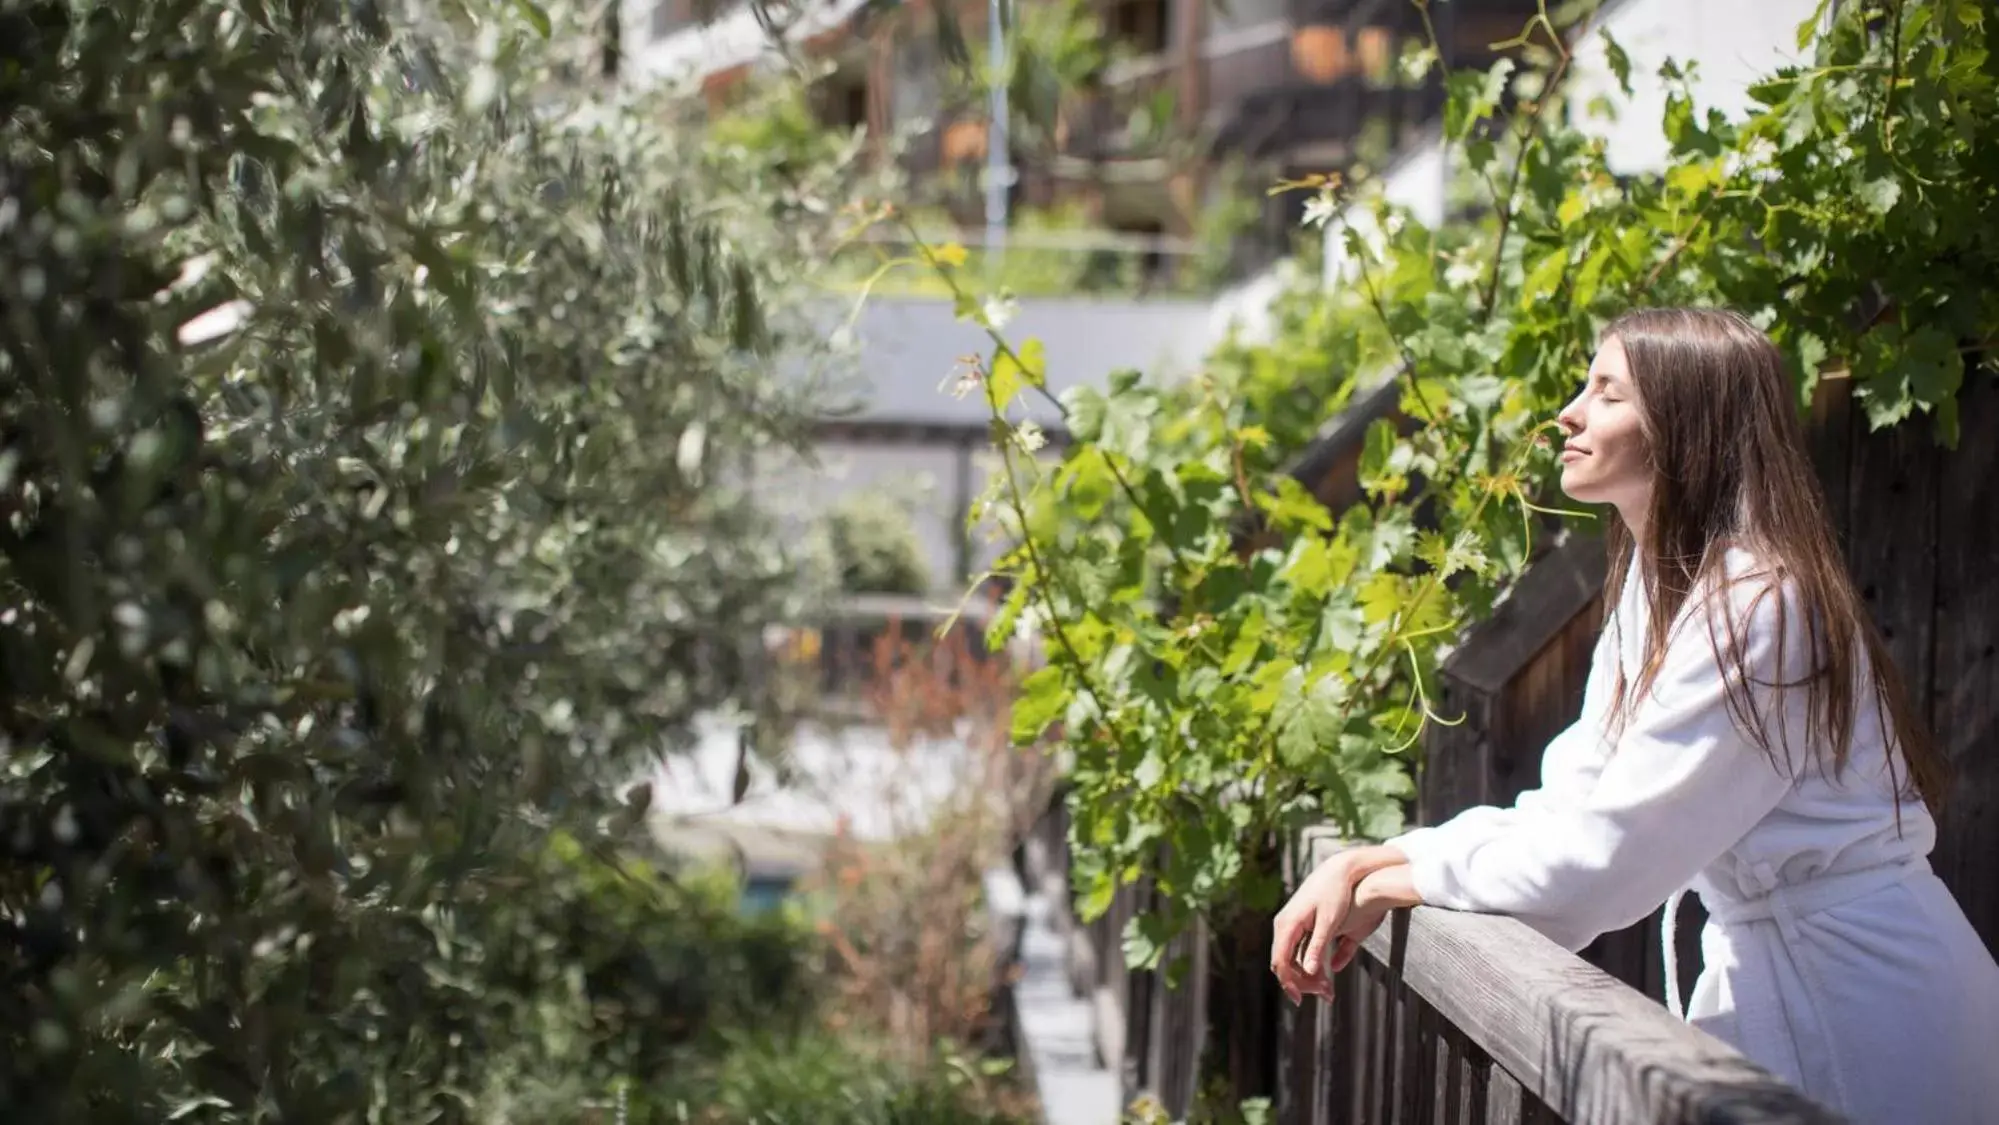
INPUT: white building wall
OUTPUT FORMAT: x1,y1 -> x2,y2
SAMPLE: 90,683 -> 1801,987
1565,0 -> 1827,174
1320,0 -> 1832,281
1320,140 -> 1447,289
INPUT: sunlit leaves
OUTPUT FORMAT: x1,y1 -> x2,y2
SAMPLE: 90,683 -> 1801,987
1418,529 -> 1493,582
1857,177 -> 1903,216
1517,246 -> 1567,309
1600,30 -> 1634,97
1273,668 -> 1349,769
1444,58 -> 1516,142
989,337 -> 1048,410
1012,665 -> 1069,744
1062,384 -> 1107,442
1256,475 -> 1333,534
1279,535 -> 1354,600
510,0 -> 553,37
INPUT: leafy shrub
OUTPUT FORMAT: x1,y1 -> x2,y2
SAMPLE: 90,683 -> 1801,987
0,0 -> 869,1120
457,832 -> 825,1122
649,1032 -> 1031,1125
826,495 -> 933,596
486,833 -> 820,1078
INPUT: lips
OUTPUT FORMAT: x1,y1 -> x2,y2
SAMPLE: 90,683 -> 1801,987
1560,445 -> 1589,462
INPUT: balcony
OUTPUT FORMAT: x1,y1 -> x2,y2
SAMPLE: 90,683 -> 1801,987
1046,0 -> 1540,173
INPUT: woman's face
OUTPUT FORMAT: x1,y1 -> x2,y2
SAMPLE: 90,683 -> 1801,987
1556,336 -> 1654,515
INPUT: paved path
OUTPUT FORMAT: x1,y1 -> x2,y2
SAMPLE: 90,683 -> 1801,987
1010,888 -> 1121,1125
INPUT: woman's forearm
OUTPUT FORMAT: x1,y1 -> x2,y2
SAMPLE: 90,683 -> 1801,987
1335,843 -> 1413,884
1355,861 -> 1423,913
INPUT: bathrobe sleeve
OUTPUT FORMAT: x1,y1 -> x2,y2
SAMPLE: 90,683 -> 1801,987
1390,576 -> 1809,952
1382,716 -> 1590,860
1382,614 -> 1617,873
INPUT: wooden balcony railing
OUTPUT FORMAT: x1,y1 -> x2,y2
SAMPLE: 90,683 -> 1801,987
1004,798 -> 1851,1125
1288,831 -> 1850,1125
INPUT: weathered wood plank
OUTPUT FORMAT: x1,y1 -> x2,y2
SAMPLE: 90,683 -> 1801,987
1367,956 -> 1392,1124
1433,1021 -> 1457,1125
1804,373 -> 1853,549
1487,1066 -> 1526,1125
1278,844 -> 1331,1125
1121,890 -> 1154,1094
1929,371 -> 1999,955
1207,899 -> 1289,1106
1091,880 -> 1140,1088
1406,996 -> 1438,1125
1276,987 -> 1320,1125
1393,978 -> 1421,1124
1331,962 -> 1362,1125
1443,533 -> 1607,698
1523,1089 -> 1564,1125
1312,994 -> 1336,1125
1499,604 -> 1600,792
1844,409 -> 1940,714
1420,535 -> 1604,832
1151,917 -> 1208,1119
1290,369 -> 1408,515
1451,1036 -> 1480,1125
1419,684 -> 1498,831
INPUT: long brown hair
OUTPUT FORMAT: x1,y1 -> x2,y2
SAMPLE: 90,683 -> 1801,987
1595,307 -> 1949,816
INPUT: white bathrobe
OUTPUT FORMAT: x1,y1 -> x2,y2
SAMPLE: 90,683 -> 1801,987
1388,548 -> 1999,1125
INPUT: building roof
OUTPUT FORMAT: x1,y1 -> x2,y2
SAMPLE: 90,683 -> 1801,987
803,294 -> 1219,429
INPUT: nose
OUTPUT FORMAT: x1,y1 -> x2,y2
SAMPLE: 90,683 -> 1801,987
1555,392 -> 1584,437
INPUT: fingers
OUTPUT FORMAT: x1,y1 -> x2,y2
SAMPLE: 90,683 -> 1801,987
1294,937 -> 1359,1003
1269,907 -> 1311,1005
1327,934 -> 1361,975
1299,911 -> 1335,984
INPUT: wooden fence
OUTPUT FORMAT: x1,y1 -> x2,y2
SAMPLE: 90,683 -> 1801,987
1279,833 -> 1847,1125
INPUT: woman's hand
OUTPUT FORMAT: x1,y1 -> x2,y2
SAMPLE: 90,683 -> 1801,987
1321,866 -> 1422,983
1316,892 -> 1393,991
1269,845 -> 1409,1004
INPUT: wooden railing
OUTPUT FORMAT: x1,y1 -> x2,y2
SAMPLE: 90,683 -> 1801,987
1007,795 -> 1849,1125
1285,831 -> 1849,1125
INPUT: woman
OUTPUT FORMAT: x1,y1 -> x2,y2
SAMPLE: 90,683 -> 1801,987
1270,308 -> 1999,1124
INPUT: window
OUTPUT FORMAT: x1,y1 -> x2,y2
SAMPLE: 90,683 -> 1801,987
813,73 -> 873,132
1106,0 -> 1170,56
651,0 -> 688,38
739,875 -> 795,916
1114,219 -> 1168,287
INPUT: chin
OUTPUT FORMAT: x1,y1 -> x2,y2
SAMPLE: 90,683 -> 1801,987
1558,469 -> 1602,505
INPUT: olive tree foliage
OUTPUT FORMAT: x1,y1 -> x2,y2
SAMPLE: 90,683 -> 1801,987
0,0 -> 875,1119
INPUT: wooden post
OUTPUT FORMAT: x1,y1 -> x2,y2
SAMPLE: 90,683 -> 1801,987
867,30 -> 894,166
1419,532 -> 1605,823
1170,0 -> 1208,239
1202,836 -> 1288,1110
1928,372 -> 1999,954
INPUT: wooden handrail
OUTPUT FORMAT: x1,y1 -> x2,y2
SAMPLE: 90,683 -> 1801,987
1304,830 -> 1850,1124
